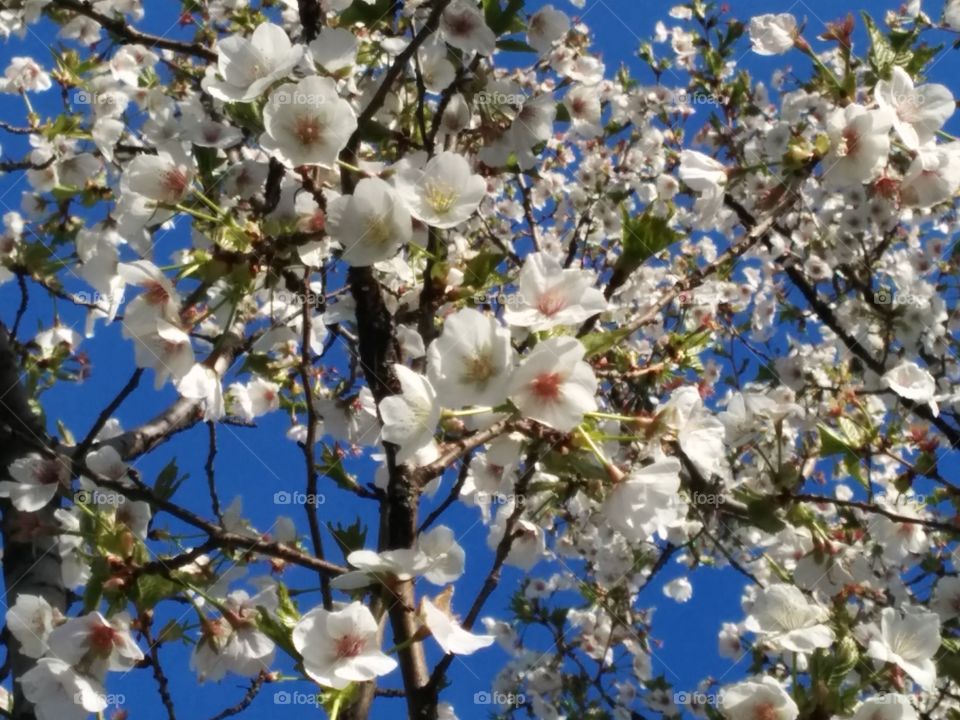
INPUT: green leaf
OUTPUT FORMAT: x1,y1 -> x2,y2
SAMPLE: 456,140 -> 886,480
818,423 -> 866,487
339,0 -> 392,25
154,458 -> 187,501
463,251 -> 505,288
862,12 -> 896,77
484,0 -> 525,36
319,444 -> 358,492
618,208 -> 679,271
581,325 -> 632,359
135,573 -> 181,610
746,498 -> 786,534
330,518 -> 367,560
495,39 -> 537,53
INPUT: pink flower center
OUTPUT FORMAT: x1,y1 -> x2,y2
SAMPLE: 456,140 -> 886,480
36,461 -> 63,485
531,372 -> 562,401
446,11 -> 477,36
163,167 -> 189,198
335,634 -> 365,659
537,288 -> 567,317
144,281 -> 170,306
294,116 -> 325,147
89,623 -> 118,654
753,702 -> 778,720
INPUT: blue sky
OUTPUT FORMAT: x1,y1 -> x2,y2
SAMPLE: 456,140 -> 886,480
0,0 -> 951,718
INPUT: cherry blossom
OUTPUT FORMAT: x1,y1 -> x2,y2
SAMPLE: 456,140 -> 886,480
507,336 -> 597,432
292,602 -> 397,689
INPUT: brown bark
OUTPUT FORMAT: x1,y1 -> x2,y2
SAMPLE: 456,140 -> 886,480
0,326 -> 67,720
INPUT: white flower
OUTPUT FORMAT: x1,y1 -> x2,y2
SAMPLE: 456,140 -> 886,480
131,321 -> 196,389
6,594 -> 57,658
663,577 -> 693,603
503,252 -> 608,331
865,607 -> 940,690
0,453 -> 69,512
679,149 -> 727,220
47,611 -> 144,674
488,510 -> 545,570
528,5 -> 570,54
427,308 -> 514,408
117,260 -> 181,337
868,497 -> 929,562
292,602 -> 398,689
823,105 -> 894,187
379,365 -> 441,461
261,75 -> 358,167
603,458 -> 682,542
329,177 -> 412,266
227,377 -> 280,420
177,364 -> 225,421
658,386 -> 728,481
441,0 -> 496,56
331,548 -> 427,590
202,22 -> 302,102
421,594 -> 495,656
875,66 -> 954,150
748,14 -> 797,55
719,677 -> 798,720
123,150 -> 194,205
564,85 -> 603,138
1,56 -> 51,93
191,589 -> 277,681
744,584 -> 834,653
948,0 -> 960,30
932,576 -> 960,620
901,142 -> 960,207
308,27 -> 358,75
508,336 -> 598,432
852,695 -> 918,720
882,361 -> 938,416
395,151 -> 486,229
418,525 -> 465,585
20,658 -> 107,720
